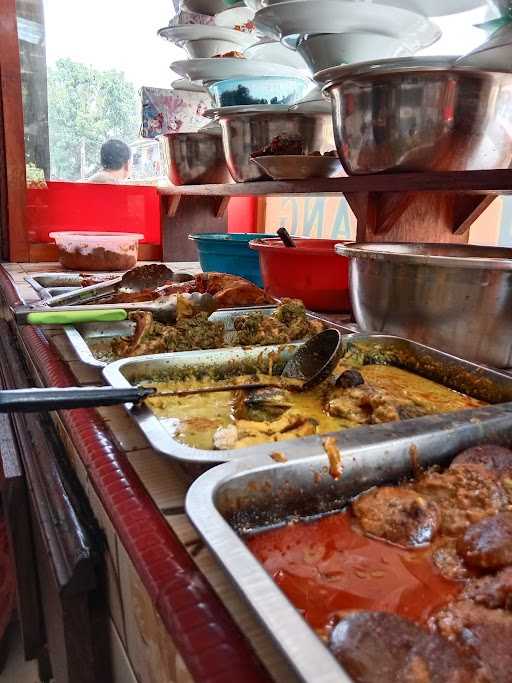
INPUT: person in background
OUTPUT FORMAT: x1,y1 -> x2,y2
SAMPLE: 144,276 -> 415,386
88,139 -> 132,183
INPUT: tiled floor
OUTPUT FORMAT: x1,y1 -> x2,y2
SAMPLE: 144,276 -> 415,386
2,624 -> 40,683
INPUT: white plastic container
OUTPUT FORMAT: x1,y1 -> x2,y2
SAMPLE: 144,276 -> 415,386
49,231 -> 144,271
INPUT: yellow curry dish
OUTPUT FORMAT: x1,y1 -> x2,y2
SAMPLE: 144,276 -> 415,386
144,359 -> 485,451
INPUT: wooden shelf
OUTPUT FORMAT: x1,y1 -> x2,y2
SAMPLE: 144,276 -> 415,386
158,169 -> 512,197
159,169 -> 512,260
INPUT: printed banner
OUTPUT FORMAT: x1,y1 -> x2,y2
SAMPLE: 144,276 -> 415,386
141,86 -> 210,138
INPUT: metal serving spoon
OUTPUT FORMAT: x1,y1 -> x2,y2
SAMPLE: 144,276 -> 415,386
0,329 -> 343,413
46,264 -> 194,308
149,327 -> 343,398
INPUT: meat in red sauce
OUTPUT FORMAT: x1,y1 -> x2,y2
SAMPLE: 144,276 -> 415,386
246,510 -> 461,633
245,443 -> 512,682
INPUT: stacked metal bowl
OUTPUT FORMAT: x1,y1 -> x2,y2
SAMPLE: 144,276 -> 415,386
315,55 -> 512,174
159,0 -> 505,182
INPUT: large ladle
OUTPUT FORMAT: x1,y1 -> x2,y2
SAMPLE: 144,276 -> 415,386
0,329 -> 343,412
277,226 -> 297,248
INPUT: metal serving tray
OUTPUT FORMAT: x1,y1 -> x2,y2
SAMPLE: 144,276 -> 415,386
185,402 -> 512,683
64,306 -> 322,368
25,273 -> 82,300
102,333 -> 512,466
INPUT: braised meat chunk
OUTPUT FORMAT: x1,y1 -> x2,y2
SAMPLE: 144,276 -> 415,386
451,445 -> 512,477
457,512 -> 512,570
237,386 -> 293,421
432,541 -> 471,581
329,611 -> 486,683
111,310 -> 225,357
234,312 -> 290,346
326,383 -> 432,426
352,487 -> 440,547
252,135 -> 304,157
233,299 -> 324,346
413,464 -> 508,536
272,299 -> 324,339
194,272 -> 274,307
462,568 -> 512,610
430,600 -> 512,683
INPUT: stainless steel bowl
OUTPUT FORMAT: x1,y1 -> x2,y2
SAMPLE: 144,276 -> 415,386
158,131 -> 231,185
208,104 -> 335,182
337,242 -> 512,368
318,56 -> 512,174
251,153 -> 343,179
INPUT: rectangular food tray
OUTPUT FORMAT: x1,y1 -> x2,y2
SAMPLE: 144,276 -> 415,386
63,307 -> 336,368
25,273 -> 83,300
102,333 -> 512,466
185,402 -> 512,683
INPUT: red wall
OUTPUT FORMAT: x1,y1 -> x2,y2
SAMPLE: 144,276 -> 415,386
26,181 -> 258,244
227,197 -> 258,233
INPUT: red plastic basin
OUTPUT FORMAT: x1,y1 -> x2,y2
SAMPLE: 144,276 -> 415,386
250,238 -> 351,312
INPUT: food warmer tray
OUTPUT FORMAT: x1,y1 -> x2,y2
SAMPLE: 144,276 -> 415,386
25,273 -> 83,299
102,333 -> 512,466
63,306 -> 336,368
185,402 -> 512,683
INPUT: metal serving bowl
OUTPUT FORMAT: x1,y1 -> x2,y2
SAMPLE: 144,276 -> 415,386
251,154 -> 343,179
336,242 -> 512,368
207,104 -> 335,182
158,131 -> 232,185
317,56 -> 512,175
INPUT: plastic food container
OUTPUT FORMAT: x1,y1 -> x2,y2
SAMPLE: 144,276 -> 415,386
207,76 -> 309,108
49,232 -> 144,271
189,232 -> 277,287
250,237 -> 351,312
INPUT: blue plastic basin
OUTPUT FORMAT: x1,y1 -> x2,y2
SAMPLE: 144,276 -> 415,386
189,232 -> 277,287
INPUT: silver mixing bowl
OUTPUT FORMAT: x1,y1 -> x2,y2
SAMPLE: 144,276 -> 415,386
159,131 -> 231,185
318,56 -> 512,174
336,242 -> 512,368
208,105 -> 335,182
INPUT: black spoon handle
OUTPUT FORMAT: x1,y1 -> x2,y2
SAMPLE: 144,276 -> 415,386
277,227 -> 296,248
0,386 -> 154,413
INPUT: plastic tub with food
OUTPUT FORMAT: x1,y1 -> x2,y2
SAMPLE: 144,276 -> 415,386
250,237 -> 351,312
50,232 -> 144,271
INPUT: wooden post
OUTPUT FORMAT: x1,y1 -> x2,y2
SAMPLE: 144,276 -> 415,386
0,2 -> 29,262
162,195 -> 229,261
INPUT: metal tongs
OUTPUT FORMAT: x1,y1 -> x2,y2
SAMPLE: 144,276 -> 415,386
13,292 -> 217,325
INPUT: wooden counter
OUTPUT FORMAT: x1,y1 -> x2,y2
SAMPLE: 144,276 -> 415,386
0,262 -> 300,683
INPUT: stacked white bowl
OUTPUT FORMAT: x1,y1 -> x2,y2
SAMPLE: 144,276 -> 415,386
157,0 -> 318,183
251,0 -> 490,76
159,0 -> 312,107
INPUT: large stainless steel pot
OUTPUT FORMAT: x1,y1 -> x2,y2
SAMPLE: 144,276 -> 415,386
317,56 -> 512,174
207,104 -> 335,182
158,131 -> 231,185
336,242 -> 512,368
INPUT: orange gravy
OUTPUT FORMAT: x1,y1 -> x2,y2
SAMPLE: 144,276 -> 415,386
246,511 -> 461,634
